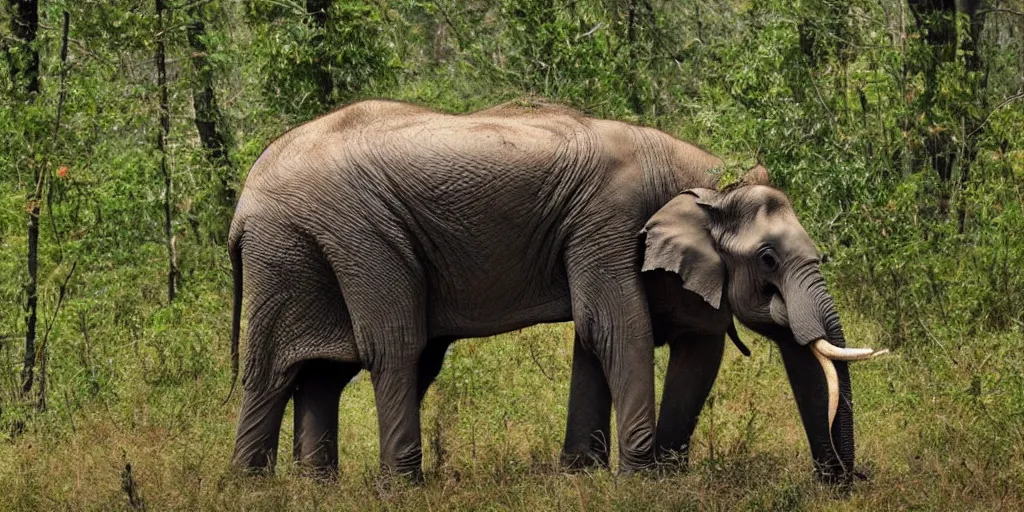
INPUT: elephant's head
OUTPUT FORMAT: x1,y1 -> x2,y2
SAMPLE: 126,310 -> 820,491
641,166 -> 884,484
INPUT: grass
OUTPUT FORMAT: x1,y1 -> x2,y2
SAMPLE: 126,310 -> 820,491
1,268 -> 1022,512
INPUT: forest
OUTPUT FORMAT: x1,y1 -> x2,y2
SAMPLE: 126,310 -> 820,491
1,0 -> 1023,509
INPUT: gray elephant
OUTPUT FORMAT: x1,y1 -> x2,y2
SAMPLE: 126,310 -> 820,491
227,99 -> 881,483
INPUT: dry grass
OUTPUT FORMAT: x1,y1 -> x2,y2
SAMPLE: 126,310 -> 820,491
1,315 -> 1022,511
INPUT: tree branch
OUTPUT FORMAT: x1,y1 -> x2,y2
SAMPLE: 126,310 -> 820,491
968,91 -> 1024,138
977,8 -> 1024,18
36,260 -> 78,411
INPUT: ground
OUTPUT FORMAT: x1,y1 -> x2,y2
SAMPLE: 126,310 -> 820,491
2,298 -> 1021,511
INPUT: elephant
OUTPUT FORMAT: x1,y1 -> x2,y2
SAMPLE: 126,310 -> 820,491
226,99 -> 883,483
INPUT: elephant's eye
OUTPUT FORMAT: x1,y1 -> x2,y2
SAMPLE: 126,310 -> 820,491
758,248 -> 779,271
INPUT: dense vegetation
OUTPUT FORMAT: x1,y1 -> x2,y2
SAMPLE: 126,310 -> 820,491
1,0 -> 1022,509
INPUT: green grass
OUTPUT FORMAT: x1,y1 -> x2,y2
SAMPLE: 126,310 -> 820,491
1,271 -> 1021,510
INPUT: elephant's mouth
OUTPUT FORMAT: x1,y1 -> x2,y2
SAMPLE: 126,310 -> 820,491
809,340 -> 888,438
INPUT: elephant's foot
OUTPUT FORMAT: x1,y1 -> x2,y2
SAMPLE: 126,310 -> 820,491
229,452 -> 278,477
654,446 -> 691,474
231,464 -> 276,478
615,461 -> 657,476
559,450 -> 610,472
813,458 -> 854,488
291,461 -> 339,482
374,464 -> 424,491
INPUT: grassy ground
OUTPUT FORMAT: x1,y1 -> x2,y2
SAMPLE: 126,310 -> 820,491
1,266 -> 1022,512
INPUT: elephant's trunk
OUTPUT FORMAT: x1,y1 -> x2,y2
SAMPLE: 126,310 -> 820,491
777,267 -> 866,483
815,299 -> 855,483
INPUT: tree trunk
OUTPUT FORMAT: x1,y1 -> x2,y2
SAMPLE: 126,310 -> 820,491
9,0 -> 40,398
626,0 -> 645,116
956,0 -> 987,234
156,0 -> 177,303
306,0 -> 333,108
906,0 -> 985,219
7,0 -> 39,95
36,10 -> 72,412
186,2 -> 234,239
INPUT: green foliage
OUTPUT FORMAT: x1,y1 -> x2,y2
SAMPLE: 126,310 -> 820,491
245,0 -> 398,117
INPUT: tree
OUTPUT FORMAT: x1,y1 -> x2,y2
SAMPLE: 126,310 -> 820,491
155,0 -> 177,302
306,0 -> 334,108
7,0 -> 41,399
186,0 -> 234,239
905,0 -> 988,222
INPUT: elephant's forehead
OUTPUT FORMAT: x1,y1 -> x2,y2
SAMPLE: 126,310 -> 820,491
739,209 -> 814,250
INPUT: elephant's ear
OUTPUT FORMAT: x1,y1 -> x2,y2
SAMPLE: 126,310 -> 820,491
641,189 -> 725,309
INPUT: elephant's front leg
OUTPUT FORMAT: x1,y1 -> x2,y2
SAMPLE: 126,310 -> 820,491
562,332 -> 612,469
567,261 -> 657,473
655,334 -> 725,468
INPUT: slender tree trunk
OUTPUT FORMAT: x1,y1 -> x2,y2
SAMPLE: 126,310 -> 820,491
35,11 -> 72,411
37,11 -> 72,412
7,0 -> 39,94
306,0 -> 333,108
907,0 -> 988,226
626,0 -> 645,116
906,0 -> 959,215
186,2 -> 234,239
156,0 -> 177,303
956,0 -> 986,234
9,0 -> 41,398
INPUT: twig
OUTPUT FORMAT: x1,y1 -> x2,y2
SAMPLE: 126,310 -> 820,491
918,318 -> 957,366
39,261 -> 78,351
121,460 -> 146,511
63,389 -> 76,433
977,8 -> 1024,18
968,92 -> 1024,138
805,66 -> 838,134
433,1 -> 466,46
577,22 -> 605,40
524,332 -> 555,382
47,11 -> 71,263
36,260 -> 77,411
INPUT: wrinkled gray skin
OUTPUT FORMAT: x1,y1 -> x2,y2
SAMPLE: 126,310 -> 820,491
228,100 -> 855,484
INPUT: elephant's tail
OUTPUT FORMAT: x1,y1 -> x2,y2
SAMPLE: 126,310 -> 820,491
223,220 -> 244,405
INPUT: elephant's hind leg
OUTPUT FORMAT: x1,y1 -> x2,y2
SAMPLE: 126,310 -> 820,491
232,370 -> 298,473
417,337 -> 456,403
232,222 -> 354,476
562,332 -> 612,470
292,359 -> 360,478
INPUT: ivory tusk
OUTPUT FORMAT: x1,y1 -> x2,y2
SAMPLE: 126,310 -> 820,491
812,339 -> 887,361
811,342 -> 840,432
809,339 -> 889,463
